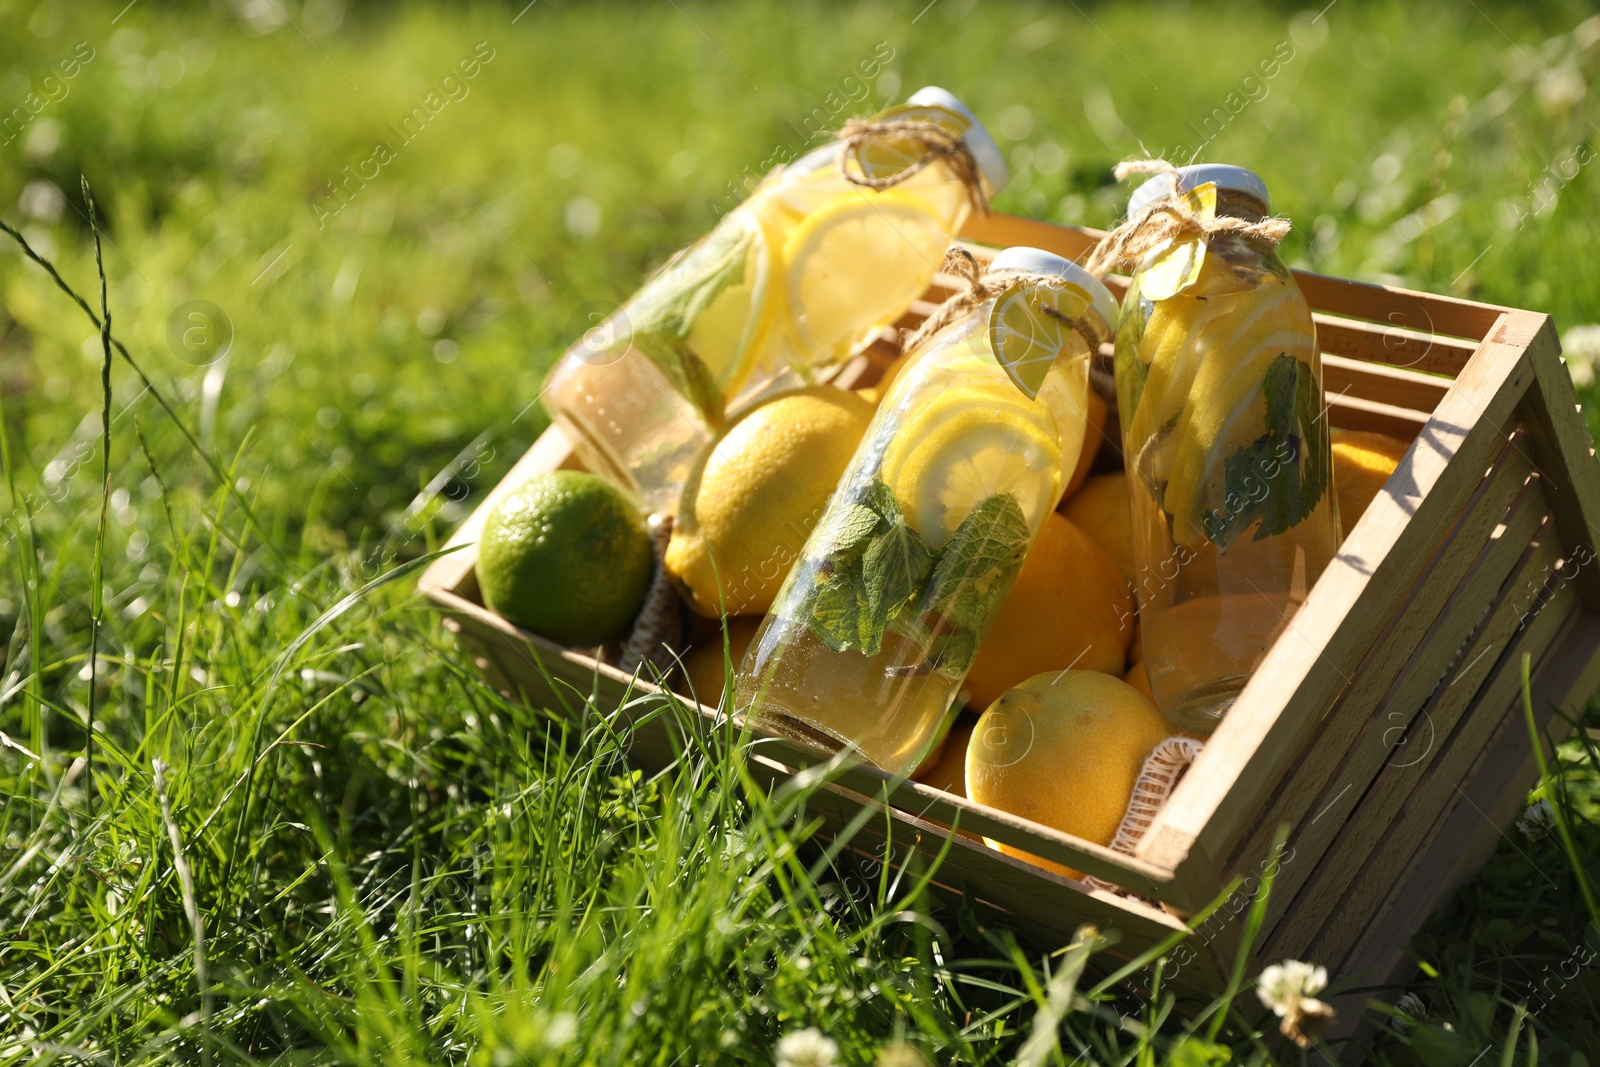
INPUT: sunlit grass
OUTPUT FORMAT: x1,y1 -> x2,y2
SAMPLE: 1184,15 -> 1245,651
2,1 -> 1599,1063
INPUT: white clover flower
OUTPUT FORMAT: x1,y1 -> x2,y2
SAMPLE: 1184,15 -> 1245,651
1392,991 -> 1427,1035
1257,960 -> 1336,1048
776,1027 -> 839,1067
544,1012 -> 577,1049
1517,798 -> 1558,841
1562,325 -> 1600,390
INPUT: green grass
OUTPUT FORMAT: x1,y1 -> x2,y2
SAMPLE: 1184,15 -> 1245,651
2,0 -> 1600,1063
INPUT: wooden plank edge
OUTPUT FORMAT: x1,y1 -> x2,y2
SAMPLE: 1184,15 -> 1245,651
1517,311 -> 1600,611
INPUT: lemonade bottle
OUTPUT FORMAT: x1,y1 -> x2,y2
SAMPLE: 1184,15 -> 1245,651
1100,163 -> 1340,734
541,87 -> 1008,512
735,248 -> 1117,776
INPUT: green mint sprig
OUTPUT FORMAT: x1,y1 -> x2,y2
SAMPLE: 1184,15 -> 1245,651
805,480 -> 1030,678
1200,353 -> 1331,550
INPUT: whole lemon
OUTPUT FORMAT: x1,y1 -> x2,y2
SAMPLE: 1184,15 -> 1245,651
476,470 -> 653,647
1331,429 -> 1409,537
914,716 -> 975,798
1124,660 -> 1154,701
962,513 -> 1132,710
1062,388 -> 1108,499
966,671 -> 1171,878
1060,471 -> 1134,583
678,616 -> 763,705
666,386 -> 874,617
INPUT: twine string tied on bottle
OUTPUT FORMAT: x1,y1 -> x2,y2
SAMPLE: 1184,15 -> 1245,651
1084,158 -> 1292,278
837,118 -> 990,215
900,247 -> 1104,357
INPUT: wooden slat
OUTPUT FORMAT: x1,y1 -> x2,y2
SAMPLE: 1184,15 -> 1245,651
772,751 -> 1195,896
955,214 -> 1512,343
1136,314 -> 1531,878
773,768 -> 1228,982
1326,393 -> 1431,440
1329,608 -> 1600,1001
1223,449 -> 1538,895
1288,272 -> 1505,344
1316,318 -> 1478,378
1303,580 -> 1582,967
429,579 -> 1197,896
1321,353 -> 1451,415
957,213 -> 1102,263
1260,528 -> 1563,957
1516,311 -> 1600,611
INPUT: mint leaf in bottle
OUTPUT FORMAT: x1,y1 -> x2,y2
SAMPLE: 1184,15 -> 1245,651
1203,353 -> 1331,550
924,492 -> 1031,632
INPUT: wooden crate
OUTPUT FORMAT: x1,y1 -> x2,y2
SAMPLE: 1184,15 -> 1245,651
419,213 -> 1600,1043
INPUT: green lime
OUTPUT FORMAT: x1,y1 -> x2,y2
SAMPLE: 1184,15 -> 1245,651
476,471 -> 654,646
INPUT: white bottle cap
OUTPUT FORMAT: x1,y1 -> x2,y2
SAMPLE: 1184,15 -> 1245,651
906,86 -> 1009,196
989,246 -> 1118,341
1125,163 -> 1271,219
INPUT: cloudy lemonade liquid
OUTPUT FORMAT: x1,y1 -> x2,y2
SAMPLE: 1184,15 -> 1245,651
541,87 -> 1007,511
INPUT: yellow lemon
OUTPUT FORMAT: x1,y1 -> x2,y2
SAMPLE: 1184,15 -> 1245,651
966,670 -> 1172,879
1063,388 -> 1108,499
962,513 -> 1132,710
879,385 -> 1060,547
666,387 -> 874,617
1060,471 -> 1135,584
682,211 -> 780,393
678,616 -> 764,705
1124,660 -> 1154,701
784,193 -> 951,364
1332,429 -> 1409,537
914,716 -> 975,798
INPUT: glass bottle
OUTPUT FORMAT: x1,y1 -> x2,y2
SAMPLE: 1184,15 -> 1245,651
541,87 -> 1007,512
1112,164 -> 1340,735
735,248 -> 1117,776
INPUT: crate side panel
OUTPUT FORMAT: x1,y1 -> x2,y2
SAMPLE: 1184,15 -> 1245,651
1330,608 -> 1600,999
1291,273 -> 1506,346
1260,531 -> 1563,958
1225,455 -> 1538,886
1139,330 -> 1532,877
1290,582 -> 1579,967
798,791 -> 1206,970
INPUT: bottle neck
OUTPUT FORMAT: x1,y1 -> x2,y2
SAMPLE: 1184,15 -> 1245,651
1215,190 -> 1271,223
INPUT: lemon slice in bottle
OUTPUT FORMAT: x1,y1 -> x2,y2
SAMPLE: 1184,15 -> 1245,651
783,192 -> 951,365
987,280 -> 1094,400
683,210 -> 780,396
880,386 -> 1061,547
